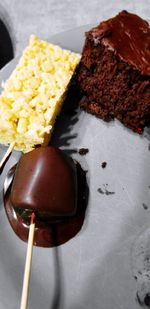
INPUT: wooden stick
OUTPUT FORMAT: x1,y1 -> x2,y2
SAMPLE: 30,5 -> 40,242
20,213 -> 36,309
0,141 -> 15,169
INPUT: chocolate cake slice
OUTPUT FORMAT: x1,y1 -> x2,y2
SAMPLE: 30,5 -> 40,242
78,11 -> 150,133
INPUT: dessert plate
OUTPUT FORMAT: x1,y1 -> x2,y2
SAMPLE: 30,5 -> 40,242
0,25 -> 150,309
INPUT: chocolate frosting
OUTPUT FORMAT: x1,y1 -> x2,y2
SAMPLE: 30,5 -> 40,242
90,11 -> 150,75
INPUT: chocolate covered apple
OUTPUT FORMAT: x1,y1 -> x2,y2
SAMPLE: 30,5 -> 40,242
11,147 -> 77,219
4,146 -> 87,247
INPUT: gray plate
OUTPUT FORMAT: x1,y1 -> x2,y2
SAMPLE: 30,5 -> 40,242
0,25 -> 150,309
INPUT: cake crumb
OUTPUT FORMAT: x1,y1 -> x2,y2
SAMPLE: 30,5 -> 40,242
97,184 -> 115,195
105,189 -> 115,195
101,161 -> 107,168
142,203 -> 149,210
79,148 -> 89,156
97,188 -> 104,194
144,294 -> 150,307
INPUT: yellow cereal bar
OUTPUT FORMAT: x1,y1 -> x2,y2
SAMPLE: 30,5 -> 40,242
0,35 -> 81,152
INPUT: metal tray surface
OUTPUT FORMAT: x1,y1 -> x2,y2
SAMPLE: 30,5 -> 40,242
0,25 -> 150,309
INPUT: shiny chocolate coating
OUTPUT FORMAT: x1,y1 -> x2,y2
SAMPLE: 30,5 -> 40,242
10,147 -> 77,217
4,161 -> 88,247
90,11 -> 150,75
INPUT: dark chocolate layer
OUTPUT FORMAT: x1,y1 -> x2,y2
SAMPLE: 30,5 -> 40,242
11,147 -> 77,217
4,162 -> 88,247
90,11 -> 150,75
